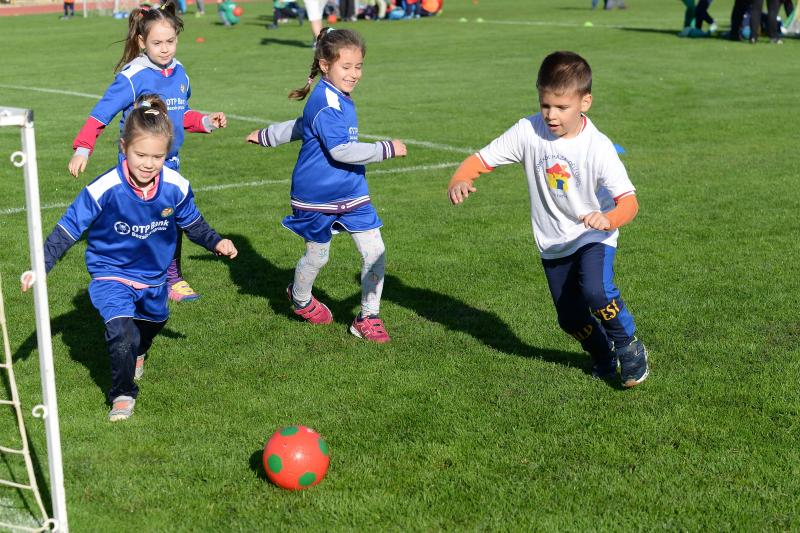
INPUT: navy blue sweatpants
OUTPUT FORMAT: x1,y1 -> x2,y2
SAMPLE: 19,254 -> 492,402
541,242 -> 636,357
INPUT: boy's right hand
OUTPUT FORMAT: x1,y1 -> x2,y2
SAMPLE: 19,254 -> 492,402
20,271 -> 35,292
448,181 -> 477,205
391,140 -> 407,157
68,154 -> 87,178
246,130 -> 261,144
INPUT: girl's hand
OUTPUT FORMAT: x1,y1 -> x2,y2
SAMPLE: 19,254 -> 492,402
215,239 -> 238,259
391,140 -> 407,157
20,271 -> 35,292
246,130 -> 260,144
210,112 -> 227,129
68,154 -> 87,178
448,181 -> 476,205
579,211 -> 611,231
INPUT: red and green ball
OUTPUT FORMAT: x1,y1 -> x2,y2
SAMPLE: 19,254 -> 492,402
263,425 -> 330,490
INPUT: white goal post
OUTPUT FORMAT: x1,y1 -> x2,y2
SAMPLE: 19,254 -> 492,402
0,107 -> 69,533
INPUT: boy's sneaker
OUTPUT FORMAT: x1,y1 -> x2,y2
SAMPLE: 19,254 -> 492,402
287,284 -> 332,324
108,396 -> 135,422
591,352 -> 619,380
168,280 -> 200,302
134,354 -> 145,381
615,338 -> 649,388
349,314 -> 390,343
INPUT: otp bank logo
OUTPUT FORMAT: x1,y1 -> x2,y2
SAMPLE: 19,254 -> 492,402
114,221 -> 131,235
546,163 -> 572,192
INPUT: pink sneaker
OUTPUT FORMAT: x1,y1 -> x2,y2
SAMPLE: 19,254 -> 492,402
168,280 -> 200,302
349,315 -> 390,343
287,284 -> 332,325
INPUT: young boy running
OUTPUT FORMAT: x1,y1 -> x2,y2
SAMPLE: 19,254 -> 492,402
447,51 -> 649,388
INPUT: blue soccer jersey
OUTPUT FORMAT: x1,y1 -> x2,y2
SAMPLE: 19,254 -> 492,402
83,56 -> 193,162
290,79 -> 370,208
55,164 -> 205,285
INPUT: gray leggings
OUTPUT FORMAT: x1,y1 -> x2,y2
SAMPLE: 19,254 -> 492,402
292,228 -> 386,317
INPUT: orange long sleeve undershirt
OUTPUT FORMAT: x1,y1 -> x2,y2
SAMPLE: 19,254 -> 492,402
605,194 -> 639,230
448,153 -> 493,189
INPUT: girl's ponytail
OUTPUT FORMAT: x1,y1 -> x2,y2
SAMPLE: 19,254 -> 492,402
115,8 -> 146,73
288,63 -> 322,101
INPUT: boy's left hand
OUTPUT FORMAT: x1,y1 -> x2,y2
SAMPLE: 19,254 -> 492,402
579,211 -> 611,231
215,239 -> 238,259
448,181 -> 477,205
210,112 -> 227,129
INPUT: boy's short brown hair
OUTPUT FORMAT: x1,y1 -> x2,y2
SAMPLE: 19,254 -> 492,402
536,51 -> 592,96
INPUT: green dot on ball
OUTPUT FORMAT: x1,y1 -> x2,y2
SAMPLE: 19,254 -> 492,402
299,472 -> 317,486
318,438 -> 329,456
267,454 -> 282,474
280,426 -> 299,436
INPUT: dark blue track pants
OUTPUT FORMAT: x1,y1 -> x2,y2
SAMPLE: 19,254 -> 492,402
541,242 -> 636,357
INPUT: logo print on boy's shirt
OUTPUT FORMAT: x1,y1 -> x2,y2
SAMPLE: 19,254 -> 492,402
161,207 -> 174,218
546,163 -> 572,192
537,155 -> 581,198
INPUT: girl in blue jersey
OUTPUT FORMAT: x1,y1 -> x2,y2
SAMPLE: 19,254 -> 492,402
25,95 -> 237,421
68,1 -> 227,303
247,28 -> 406,343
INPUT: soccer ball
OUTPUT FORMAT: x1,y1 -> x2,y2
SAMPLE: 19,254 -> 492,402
263,425 -> 330,490
232,5 -> 243,16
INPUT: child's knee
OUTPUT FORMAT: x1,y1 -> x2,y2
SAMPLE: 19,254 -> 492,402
355,231 -> 385,266
105,317 -> 140,353
302,244 -> 330,269
362,240 -> 385,266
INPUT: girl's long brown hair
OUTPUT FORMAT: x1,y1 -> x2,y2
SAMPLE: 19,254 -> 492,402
115,1 -> 184,73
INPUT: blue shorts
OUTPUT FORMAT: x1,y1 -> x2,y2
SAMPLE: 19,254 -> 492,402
282,204 -> 382,243
88,279 -> 169,324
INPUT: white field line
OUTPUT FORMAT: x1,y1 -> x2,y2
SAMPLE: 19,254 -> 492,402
443,18 -> 632,30
0,162 -> 459,216
0,84 -> 476,154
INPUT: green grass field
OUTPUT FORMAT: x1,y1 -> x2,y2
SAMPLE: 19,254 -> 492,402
1,0 -> 799,530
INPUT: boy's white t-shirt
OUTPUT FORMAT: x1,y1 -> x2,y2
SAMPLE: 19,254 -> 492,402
477,113 -> 635,260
